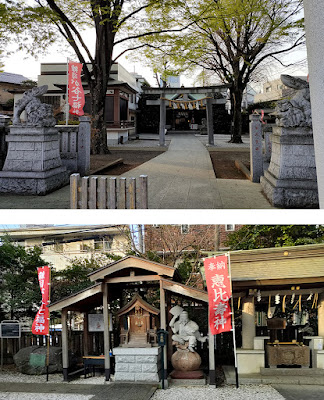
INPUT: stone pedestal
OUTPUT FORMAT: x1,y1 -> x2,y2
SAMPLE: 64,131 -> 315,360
260,126 -> 318,208
0,125 -> 68,195
237,349 -> 265,374
250,114 -> 263,182
113,347 -> 161,382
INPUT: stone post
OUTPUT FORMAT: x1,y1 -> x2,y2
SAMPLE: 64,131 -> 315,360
263,124 -> 274,163
249,114 -> 263,182
318,292 -> 324,338
304,1 -> 324,208
242,296 -> 255,349
77,116 -> 91,176
208,314 -> 216,385
159,94 -> 166,147
206,94 -> 214,146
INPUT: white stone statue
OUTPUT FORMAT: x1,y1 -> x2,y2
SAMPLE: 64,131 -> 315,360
276,74 -> 312,128
169,306 -> 207,352
13,85 -> 56,127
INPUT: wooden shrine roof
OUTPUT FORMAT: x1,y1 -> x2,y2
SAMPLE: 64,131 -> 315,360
116,293 -> 160,316
88,256 -> 180,282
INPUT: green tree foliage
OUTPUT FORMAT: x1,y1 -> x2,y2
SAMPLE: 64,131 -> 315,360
0,236 -> 45,320
225,225 -> 324,250
4,0 -> 191,154
142,0 -> 304,142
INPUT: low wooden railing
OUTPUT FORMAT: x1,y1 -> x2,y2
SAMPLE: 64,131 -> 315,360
70,173 -> 148,209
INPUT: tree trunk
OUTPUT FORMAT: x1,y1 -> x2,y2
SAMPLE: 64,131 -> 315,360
229,86 -> 243,144
91,80 -> 108,154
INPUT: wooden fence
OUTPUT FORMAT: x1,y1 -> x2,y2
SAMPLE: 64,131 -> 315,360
70,173 -> 148,209
0,330 -> 111,365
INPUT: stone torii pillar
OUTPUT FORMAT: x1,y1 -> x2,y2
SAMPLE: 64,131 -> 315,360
242,296 -> 255,349
206,93 -> 215,146
159,92 -> 166,147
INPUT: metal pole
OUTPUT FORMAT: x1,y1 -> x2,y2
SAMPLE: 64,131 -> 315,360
227,252 -> 239,388
66,58 -> 69,126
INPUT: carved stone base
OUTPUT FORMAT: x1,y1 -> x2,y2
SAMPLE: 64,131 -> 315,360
261,126 -> 319,208
0,125 -> 68,195
170,369 -> 204,379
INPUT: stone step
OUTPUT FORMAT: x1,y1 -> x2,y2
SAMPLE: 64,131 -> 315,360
261,367 -> 324,376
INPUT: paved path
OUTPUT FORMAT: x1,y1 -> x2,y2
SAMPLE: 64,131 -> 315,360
120,134 -> 273,209
0,134 -> 273,209
0,382 -> 156,400
273,384 -> 324,400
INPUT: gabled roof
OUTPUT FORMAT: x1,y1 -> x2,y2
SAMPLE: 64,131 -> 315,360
0,72 -> 29,84
48,283 -> 103,312
88,256 -> 179,282
116,293 -> 160,316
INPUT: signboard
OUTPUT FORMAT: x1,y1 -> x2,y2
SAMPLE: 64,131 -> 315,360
0,321 -> 21,338
88,314 -> 112,332
204,255 -> 232,335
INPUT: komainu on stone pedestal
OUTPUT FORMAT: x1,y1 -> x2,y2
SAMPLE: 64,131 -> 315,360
0,85 -> 68,195
261,75 -> 318,208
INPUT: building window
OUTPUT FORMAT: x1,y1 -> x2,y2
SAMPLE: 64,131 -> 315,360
54,242 -> 64,252
225,224 -> 235,231
94,237 -> 113,251
181,225 -> 190,234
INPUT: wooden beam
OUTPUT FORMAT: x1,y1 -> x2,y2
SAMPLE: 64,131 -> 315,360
103,283 -> 111,381
106,275 -> 161,284
61,309 -> 69,381
161,278 -> 208,303
160,280 -> 167,385
233,277 -> 324,287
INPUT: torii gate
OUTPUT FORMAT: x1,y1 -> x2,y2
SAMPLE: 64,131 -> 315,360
143,85 -> 231,146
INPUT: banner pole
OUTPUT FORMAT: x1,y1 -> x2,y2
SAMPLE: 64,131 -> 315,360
46,266 -> 51,382
227,252 -> 239,388
66,58 -> 69,126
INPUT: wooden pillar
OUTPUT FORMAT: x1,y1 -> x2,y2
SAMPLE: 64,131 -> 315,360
206,94 -> 214,146
83,312 -> 89,356
208,313 -> 216,386
160,280 -> 167,384
318,292 -> 324,338
242,296 -> 255,349
114,89 -> 120,126
61,309 -> 69,381
166,291 -> 173,367
159,94 -> 166,146
103,283 -> 111,381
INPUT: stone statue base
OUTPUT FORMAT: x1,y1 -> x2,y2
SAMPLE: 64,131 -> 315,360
171,348 -> 201,372
0,125 -> 68,195
260,126 -> 318,208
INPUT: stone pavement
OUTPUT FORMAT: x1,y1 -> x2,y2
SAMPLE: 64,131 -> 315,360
0,382 -> 156,400
120,134 -> 273,209
273,384 -> 324,400
0,133 -> 274,209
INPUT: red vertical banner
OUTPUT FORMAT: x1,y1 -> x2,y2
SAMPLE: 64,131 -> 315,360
68,61 -> 85,116
204,255 -> 232,335
32,266 -> 50,335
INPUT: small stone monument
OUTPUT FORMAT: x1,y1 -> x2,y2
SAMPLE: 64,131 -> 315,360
261,75 -> 318,208
169,306 -> 207,380
0,85 -> 68,195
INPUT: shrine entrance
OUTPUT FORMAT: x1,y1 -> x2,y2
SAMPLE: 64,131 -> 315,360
49,256 -> 213,385
143,85 -> 230,146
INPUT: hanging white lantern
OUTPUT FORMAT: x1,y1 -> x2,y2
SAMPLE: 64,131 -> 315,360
257,290 -> 261,302
173,102 -> 178,109
275,294 -> 280,304
196,101 -> 200,110
291,293 -> 295,304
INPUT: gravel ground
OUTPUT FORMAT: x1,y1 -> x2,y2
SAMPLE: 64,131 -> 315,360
152,385 -> 285,400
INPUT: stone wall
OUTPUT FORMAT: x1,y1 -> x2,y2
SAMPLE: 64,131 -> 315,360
113,347 -> 161,382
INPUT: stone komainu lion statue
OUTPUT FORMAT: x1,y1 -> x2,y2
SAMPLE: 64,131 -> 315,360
13,85 -> 56,127
276,74 -> 312,129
